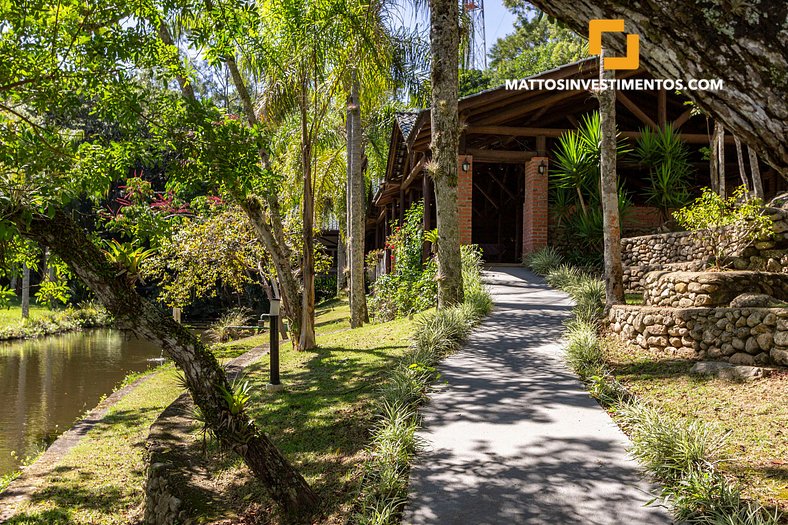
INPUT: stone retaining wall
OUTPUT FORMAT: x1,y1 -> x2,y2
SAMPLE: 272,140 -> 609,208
620,208 -> 788,293
608,305 -> 788,367
622,261 -> 705,293
621,231 -> 714,267
144,393 -> 192,525
642,271 -> 788,307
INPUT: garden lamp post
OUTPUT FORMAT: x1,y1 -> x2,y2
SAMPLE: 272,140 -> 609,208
260,298 -> 283,391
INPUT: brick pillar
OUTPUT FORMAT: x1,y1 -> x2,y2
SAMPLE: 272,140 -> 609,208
523,156 -> 549,257
458,155 -> 473,245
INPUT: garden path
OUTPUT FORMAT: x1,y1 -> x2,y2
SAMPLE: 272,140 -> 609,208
404,266 -> 672,525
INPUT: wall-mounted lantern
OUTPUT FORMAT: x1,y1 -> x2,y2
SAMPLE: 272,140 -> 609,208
461,159 -> 471,173
538,160 -> 547,175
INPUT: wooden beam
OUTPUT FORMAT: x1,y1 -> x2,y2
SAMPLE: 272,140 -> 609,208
402,157 -> 426,191
616,91 -> 658,131
525,105 -> 549,125
566,114 -> 580,128
466,148 -> 537,163
658,88 -> 667,127
467,126 -> 568,138
536,135 -> 546,156
474,90 -> 585,126
673,108 -> 694,128
620,130 -> 732,144
473,181 -> 498,209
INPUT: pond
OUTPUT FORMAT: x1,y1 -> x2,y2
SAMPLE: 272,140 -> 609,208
0,329 -> 163,477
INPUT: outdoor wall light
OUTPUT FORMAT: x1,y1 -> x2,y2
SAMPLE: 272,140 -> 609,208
538,160 -> 547,175
462,159 -> 470,172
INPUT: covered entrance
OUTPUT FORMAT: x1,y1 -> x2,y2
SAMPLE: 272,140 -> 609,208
471,162 -> 525,263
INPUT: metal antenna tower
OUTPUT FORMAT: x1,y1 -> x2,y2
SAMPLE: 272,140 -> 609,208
463,0 -> 487,70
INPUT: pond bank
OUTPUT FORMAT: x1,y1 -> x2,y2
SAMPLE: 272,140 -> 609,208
0,304 -> 113,342
0,372 -> 158,522
0,329 -> 164,477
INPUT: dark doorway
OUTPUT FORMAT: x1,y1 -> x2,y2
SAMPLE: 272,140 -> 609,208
471,162 -> 524,263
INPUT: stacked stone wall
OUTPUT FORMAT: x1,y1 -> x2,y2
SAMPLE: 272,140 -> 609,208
609,305 -> 788,367
642,271 -> 788,307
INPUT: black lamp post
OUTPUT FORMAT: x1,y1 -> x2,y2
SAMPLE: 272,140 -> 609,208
260,298 -> 282,391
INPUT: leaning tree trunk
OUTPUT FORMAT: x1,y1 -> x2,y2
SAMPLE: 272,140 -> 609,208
598,50 -> 624,306
348,74 -> 369,327
528,0 -> 788,178
748,146 -> 764,200
299,90 -> 317,351
21,264 -> 30,319
714,122 -> 726,197
429,0 -> 464,308
13,208 -> 319,517
709,122 -> 720,196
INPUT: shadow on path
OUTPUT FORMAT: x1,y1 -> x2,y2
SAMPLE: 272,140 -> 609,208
405,266 -> 672,525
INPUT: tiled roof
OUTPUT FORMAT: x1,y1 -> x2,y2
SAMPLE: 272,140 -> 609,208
395,112 -> 420,142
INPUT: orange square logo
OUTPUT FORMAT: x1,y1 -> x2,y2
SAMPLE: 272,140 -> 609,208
589,19 -> 640,70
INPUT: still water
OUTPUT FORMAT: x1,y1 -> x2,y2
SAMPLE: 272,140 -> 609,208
0,329 -> 163,477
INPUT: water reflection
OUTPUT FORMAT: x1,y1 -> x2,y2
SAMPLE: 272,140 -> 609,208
0,329 -> 162,476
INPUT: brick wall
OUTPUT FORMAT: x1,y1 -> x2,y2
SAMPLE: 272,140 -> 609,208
458,155 -> 473,245
522,156 -> 549,256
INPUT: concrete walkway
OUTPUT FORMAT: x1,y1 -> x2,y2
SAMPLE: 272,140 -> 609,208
405,266 -> 672,525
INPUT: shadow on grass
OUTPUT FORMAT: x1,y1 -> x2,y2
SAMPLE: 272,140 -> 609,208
4,509 -> 73,524
608,357 -> 701,381
174,336 -> 410,523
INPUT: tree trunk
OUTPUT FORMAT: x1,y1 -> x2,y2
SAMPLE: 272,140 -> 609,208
14,208 -> 320,517
21,264 -> 30,319
336,230 -> 347,296
748,146 -> 764,201
714,122 -> 726,197
709,123 -> 719,196
348,75 -> 368,327
299,90 -> 317,351
429,0 -> 464,308
734,136 -> 749,196
598,50 -> 624,306
528,0 -> 788,178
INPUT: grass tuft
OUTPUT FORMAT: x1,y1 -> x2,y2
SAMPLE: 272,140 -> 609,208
524,246 -> 564,276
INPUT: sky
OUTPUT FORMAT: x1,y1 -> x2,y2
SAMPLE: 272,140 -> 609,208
484,0 -> 516,54
395,0 -> 517,61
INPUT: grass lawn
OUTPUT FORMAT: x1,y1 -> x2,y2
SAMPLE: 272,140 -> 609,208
6,298 -> 417,524
624,293 -> 643,305
603,337 -> 788,515
0,299 -> 52,326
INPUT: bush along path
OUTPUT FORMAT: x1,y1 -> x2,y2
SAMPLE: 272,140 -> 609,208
402,266 -> 671,525
354,251 -> 494,524
534,254 -> 785,525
